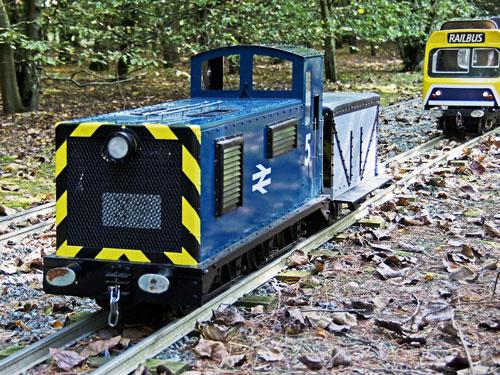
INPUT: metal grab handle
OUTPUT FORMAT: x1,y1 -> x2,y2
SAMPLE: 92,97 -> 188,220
108,285 -> 120,327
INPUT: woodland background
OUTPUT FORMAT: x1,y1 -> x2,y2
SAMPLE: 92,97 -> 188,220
1,0 -> 500,115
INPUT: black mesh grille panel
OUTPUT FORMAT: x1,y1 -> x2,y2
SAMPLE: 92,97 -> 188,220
102,193 -> 162,229
66,137 -> 182,253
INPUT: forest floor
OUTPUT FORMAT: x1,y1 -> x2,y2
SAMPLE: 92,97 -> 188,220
185,135 -> 500,374
2,46 -> 500,375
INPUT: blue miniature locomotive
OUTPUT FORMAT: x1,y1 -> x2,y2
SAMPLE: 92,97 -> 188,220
44,45 -> 386,315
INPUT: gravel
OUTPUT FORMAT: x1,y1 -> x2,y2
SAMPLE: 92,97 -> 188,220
0,235 -> 99,353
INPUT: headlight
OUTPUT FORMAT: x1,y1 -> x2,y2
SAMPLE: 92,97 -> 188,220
471,110 -> 485,118
105,131 -> 137,162
431,90 -> 442,99
482,91 -> 493,100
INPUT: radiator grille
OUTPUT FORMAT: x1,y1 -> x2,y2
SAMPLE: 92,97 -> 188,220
266,118 -> 298,158
215,135 -> 243,216
102,192 -> 162,229
66,137 -> 182,253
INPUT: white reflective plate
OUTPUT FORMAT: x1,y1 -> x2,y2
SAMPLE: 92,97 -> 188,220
138,273 -> 170,294
46,267 -> 76,286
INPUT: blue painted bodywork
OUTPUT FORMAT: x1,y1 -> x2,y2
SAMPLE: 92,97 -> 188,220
75,45 -> 325,262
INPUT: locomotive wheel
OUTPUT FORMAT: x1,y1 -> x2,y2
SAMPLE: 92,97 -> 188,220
245,240 -> 271,272
168,305 -> 193,317
484,117 -> 495,133
441,117 -> 456,136
476,119 -> 486,134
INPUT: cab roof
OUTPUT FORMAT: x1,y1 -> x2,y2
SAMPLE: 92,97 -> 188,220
441,19 -> 500,30
194,44 -> 322,59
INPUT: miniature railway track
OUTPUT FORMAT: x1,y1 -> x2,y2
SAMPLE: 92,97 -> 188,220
379,97 -> 421,117
2,126 -> 497,375
0,202 -> 55,245
0,310 -> 107,375
381,134 -> 445,168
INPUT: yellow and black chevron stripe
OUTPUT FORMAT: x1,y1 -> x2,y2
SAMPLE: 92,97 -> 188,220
54,121 -> 201,267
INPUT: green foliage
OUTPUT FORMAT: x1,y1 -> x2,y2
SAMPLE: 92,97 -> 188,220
335,0 -> 483,44
1,0 -> 497,78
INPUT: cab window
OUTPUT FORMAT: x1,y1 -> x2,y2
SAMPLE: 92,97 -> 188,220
432,48 -> 470,73
253,55 -> 293,91
472,48 -> 499,68
202,54 -> 240,90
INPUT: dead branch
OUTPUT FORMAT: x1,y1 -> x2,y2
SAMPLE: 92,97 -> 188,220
451,311 -> 475,375
41,69 -> 143,87
403,293 -> 421,325
451,300 -> 500,306
493,272 -> 500,297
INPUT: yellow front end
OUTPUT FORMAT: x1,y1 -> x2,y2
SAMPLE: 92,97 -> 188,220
423,29 -> 500,108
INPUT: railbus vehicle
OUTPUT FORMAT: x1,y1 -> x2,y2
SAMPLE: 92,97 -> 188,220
423,18 -> 500,135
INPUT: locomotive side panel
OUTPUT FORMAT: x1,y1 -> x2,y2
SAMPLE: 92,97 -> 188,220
199,102 -> 319,260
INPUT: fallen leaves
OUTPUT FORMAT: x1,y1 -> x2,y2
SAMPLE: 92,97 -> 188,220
288,250 -> 309,267
298,354 -> 323,370
80,335 -> 123,358
194,338 -> 228,361
484,222 -> 500,237
50,348 -> 85,371
376,262 -> 410,279
257,348 -> 285,362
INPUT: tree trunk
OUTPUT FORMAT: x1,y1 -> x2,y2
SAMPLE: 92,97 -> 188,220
0,0 -> 25,114
89,41 -> 110,72
397,37 -> 426,72
349,35 -> 358,54
319,0 -> 338,82
324,35 -> 338,82
117,7 -> 136,80
17,0 -> 42,111
161,39 -> 180,68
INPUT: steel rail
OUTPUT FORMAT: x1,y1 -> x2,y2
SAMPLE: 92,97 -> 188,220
0,218 -> 55,245
0,202 -> 55,225
381,135 -> 445,169
0,202 -> 56,245
89,127 -> 500,375
379,97 -> 421,116
0,310 -> 107,375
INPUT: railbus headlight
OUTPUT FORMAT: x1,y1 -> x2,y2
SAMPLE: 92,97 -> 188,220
105,131 -> 137,162
482,91 -> 493,100
431,90 -> 442,99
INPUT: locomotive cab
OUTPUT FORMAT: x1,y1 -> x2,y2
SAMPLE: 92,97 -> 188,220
423,18 -> 500,134
43,45 -> 384,322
